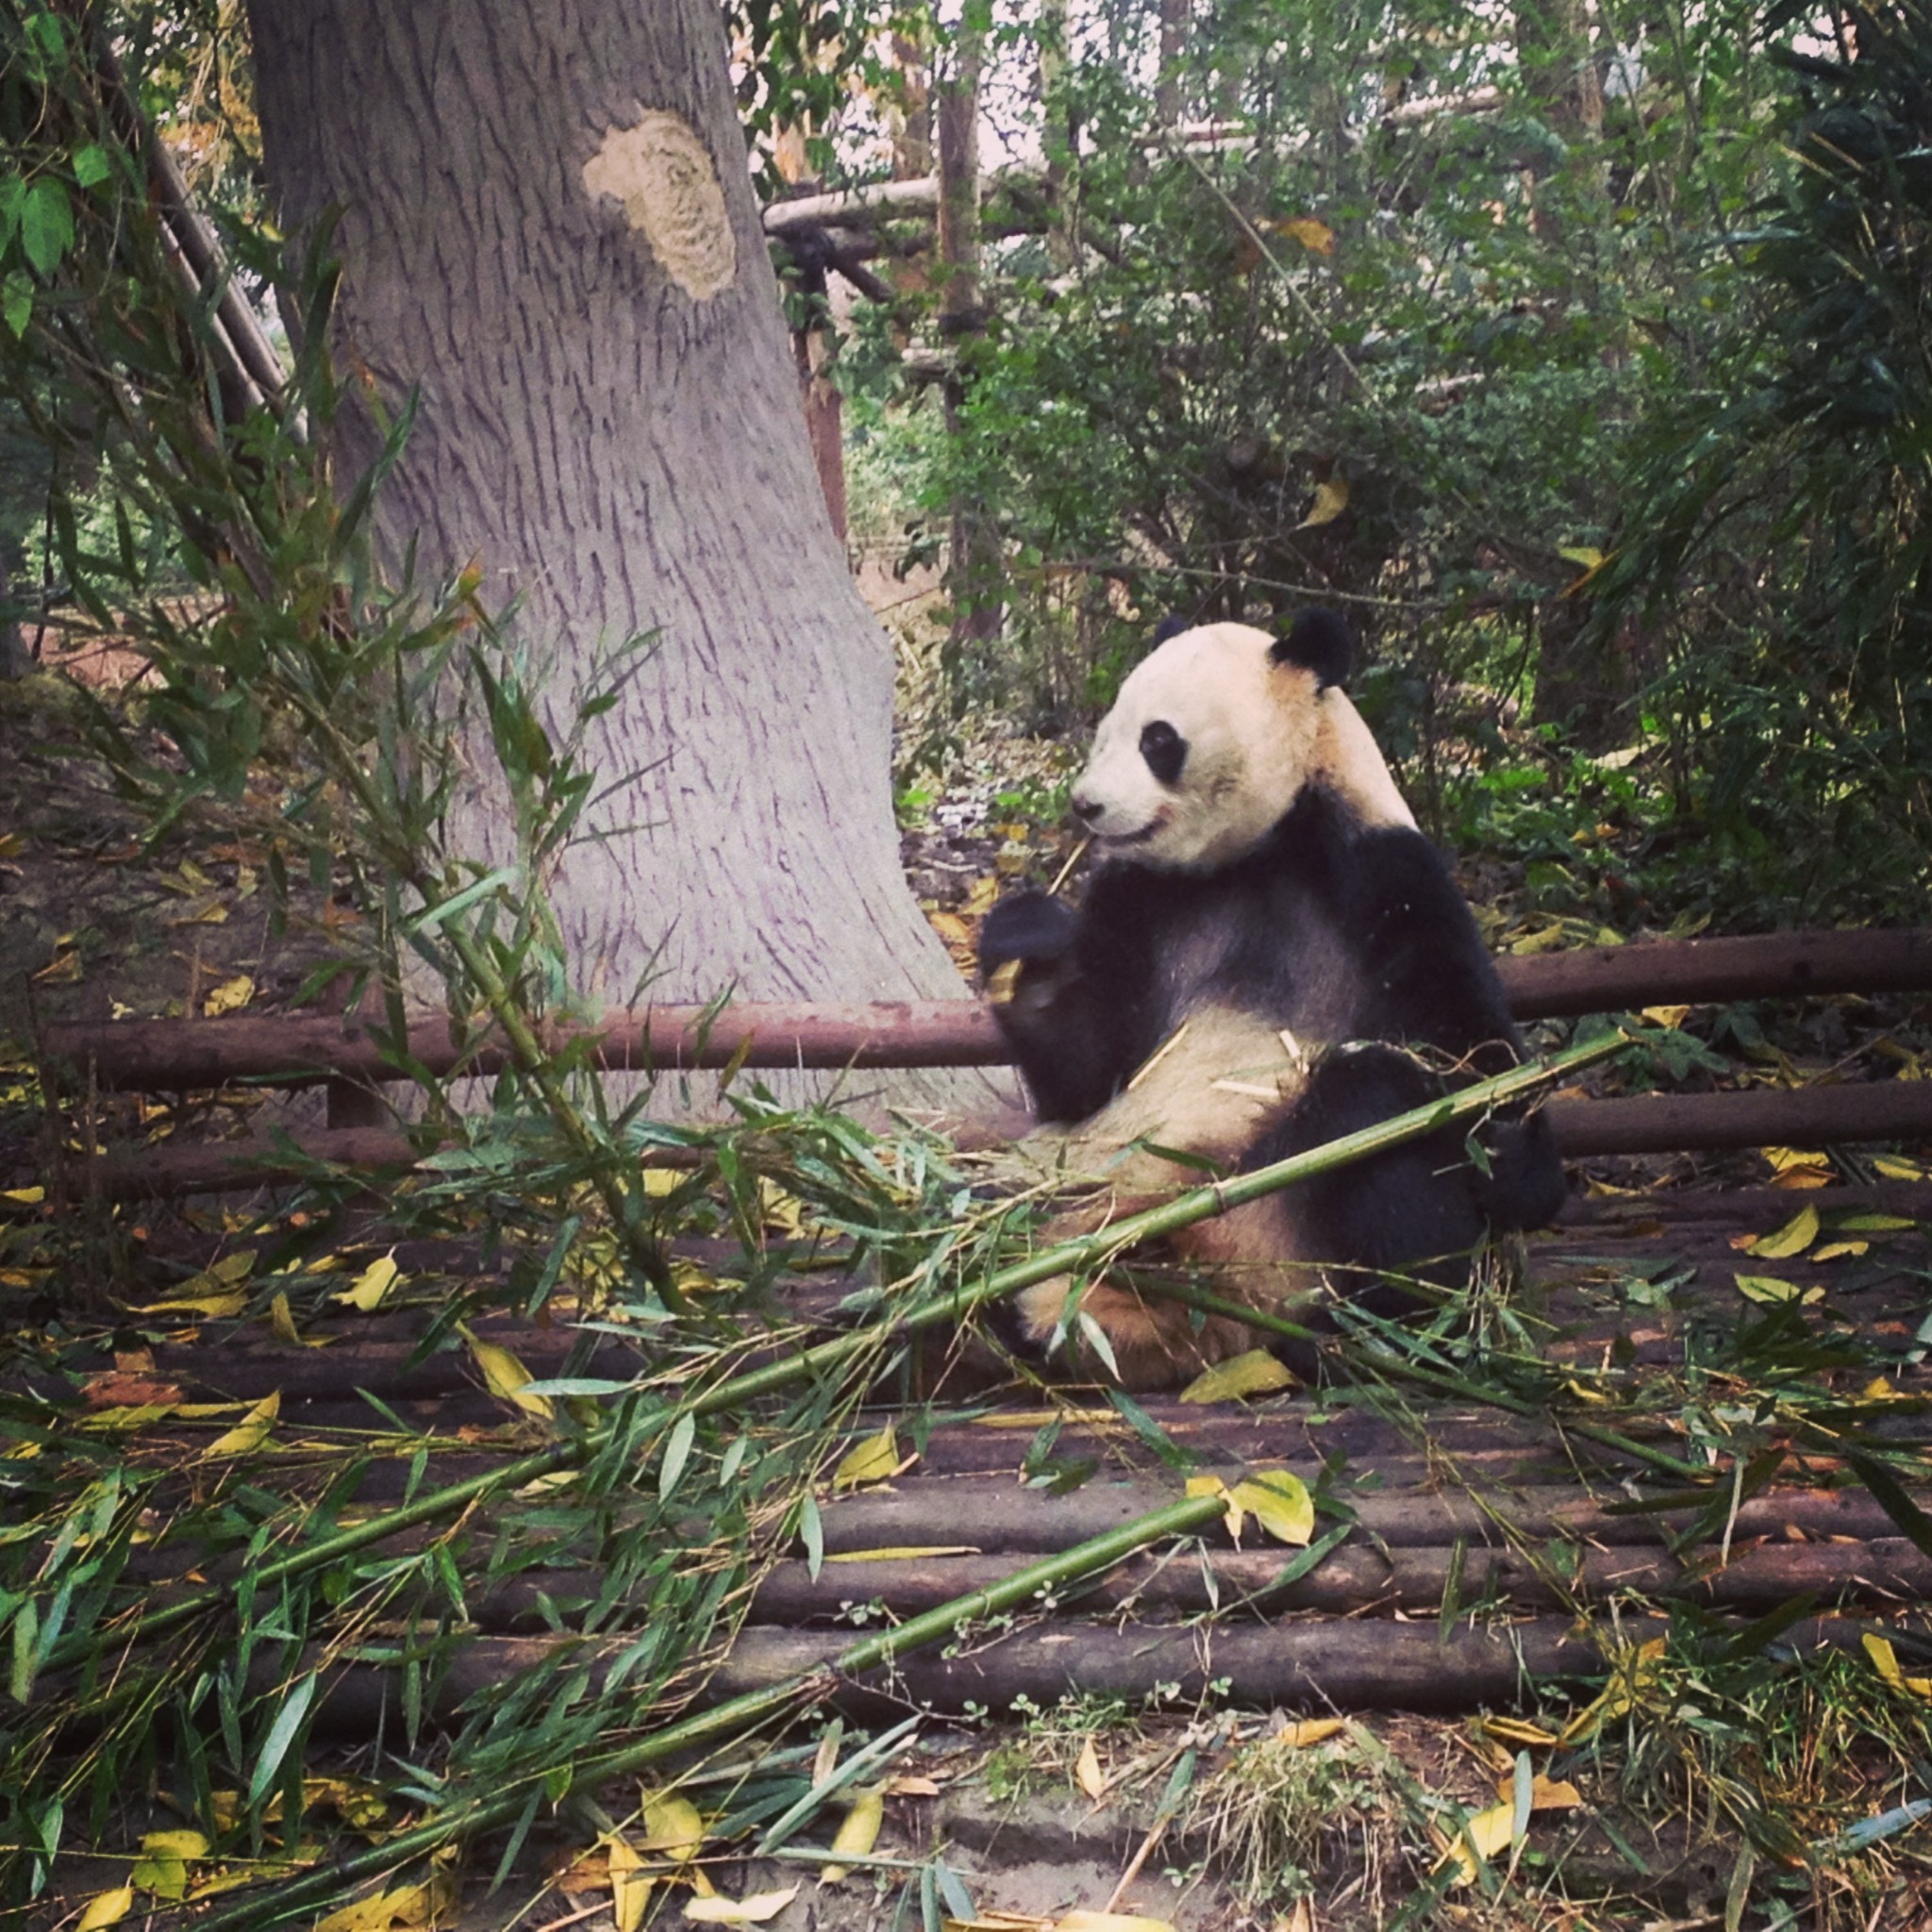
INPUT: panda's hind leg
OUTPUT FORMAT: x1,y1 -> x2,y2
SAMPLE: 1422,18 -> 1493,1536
1009,1274 -> 1259,1388
1244,1043 -> 1488,1319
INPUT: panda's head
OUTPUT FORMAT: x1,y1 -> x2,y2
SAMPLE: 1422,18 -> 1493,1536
1068,610 -> 1415,871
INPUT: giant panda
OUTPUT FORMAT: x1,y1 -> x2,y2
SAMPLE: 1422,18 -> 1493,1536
978,610 -> 1565,1389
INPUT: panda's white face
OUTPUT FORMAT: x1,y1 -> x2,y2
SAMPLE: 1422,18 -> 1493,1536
1069,622 -> 1414,871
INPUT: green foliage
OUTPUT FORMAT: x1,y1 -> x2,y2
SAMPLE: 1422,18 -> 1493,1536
838,1 -> 1930,926
1591,0 -> 1932,924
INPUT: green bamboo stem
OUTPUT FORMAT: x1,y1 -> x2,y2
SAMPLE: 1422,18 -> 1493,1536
703,1028 -> 1626,1412
1354,1346 -> 1704,1480
47,1029 -> 1623,1674
186,1490 -> 1230,1932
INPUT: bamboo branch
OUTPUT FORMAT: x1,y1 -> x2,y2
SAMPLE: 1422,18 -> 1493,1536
43,1032 -> 1623,1675
186,1491 -> 1234,1932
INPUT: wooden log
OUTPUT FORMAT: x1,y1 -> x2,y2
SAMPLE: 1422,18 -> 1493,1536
1492,926 -> 1932,1019
1549,1082 -> 1932,1157
739,1535 -> 1932,1623
37,929 -> 1932,1096
807,1475 -> 1916,1555
463,1535 -> 1932,1630
286,1613 -> 1904,1732
36,1001 -> 1011,1094
1560,1179 -> 1932,1224
60,1074 -> 1932,1200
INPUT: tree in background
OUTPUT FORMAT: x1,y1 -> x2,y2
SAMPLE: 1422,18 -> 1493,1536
242,0 -> 972,1031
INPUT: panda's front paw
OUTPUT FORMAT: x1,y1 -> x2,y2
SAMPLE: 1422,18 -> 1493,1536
979,891 -> 1078,978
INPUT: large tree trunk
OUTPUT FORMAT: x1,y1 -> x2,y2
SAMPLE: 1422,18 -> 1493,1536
244,3 -> 976,1058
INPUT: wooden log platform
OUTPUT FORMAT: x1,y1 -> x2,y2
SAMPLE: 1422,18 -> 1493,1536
40,1182 -> 1932,1718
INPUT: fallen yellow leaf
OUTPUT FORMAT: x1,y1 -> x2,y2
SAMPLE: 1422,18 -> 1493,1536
1747,1204 -> 1819,1259
136,1290 -> 249,1320
1764,1146 -> 1833,1189
608,1835 -> 653,1932
641,1791 -> 708,1881
1228,1469 -> 1314,1546
313,1882 -> 435,1932
833,1425 -> 904,1491
1479,1716 -> 1558,1747
685,1888 -> 800,1923
1074,1737 -> 1107,1799
1185,1473 -> 1242,1539
76,1877 -> 135,1924
820,1785 -> 885,1882
205,1392 -> 279,1458
1294,476 -> 1348,529
76,1889 -> 134,1931
1177,1348 -> 1294,1403
1558,1637 -> 1667,1745
1272,214 -> 1336,255
1278,1718 -> 1346,1748
1435,1801 -> 1514,1886
1863,1632 -> 1932,1699
1494,1773 -> 1582,1810
825,1545 -> 978,1562
459,1325 -> 554,1419
334,1255 -> 401,1312
1734,1273 -> 1814,1305
1054,1914 -> 1179,1932
203,974 -> 254,1018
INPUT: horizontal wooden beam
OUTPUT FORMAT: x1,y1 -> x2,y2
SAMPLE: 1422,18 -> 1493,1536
34,929 -> 1932,1096
58,1079 -> 1932,1199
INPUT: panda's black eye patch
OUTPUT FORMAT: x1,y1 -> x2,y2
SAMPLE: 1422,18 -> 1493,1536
1139,720 -> 1186,785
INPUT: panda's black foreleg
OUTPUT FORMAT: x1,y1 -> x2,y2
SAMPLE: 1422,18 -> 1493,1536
980,891 -> 1141,1123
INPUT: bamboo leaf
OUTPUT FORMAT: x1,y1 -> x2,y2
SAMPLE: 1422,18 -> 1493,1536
247,1673 -> 319,1808
205,1392 -> 279,1459
1075,1738 -> 1107,1798
75,1890 -> 133,1932
1177,1349 -> 1294,1404
1847,1452 -> 1932,1566
819,1786 -> 885,1882
799,1492 -> 824,1580
684,1890 -> 800,1923
1228,1470 -> 1314,1546
1746,1205 -> 1820,1258
659,1413 -> 696,1501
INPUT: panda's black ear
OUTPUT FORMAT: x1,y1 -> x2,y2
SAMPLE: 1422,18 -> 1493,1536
1272,608 -> 1353,689
1150,614 -> 1191,646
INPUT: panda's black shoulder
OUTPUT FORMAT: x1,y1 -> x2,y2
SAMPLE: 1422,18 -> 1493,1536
1342,824 -> 1522,1051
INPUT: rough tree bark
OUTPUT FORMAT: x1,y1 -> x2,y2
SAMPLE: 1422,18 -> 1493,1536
243,2 -> 977,1058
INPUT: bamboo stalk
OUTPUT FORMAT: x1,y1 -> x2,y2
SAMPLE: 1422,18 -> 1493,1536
43,1033 -> 1622,1674
186,1491 -> 1233,1932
